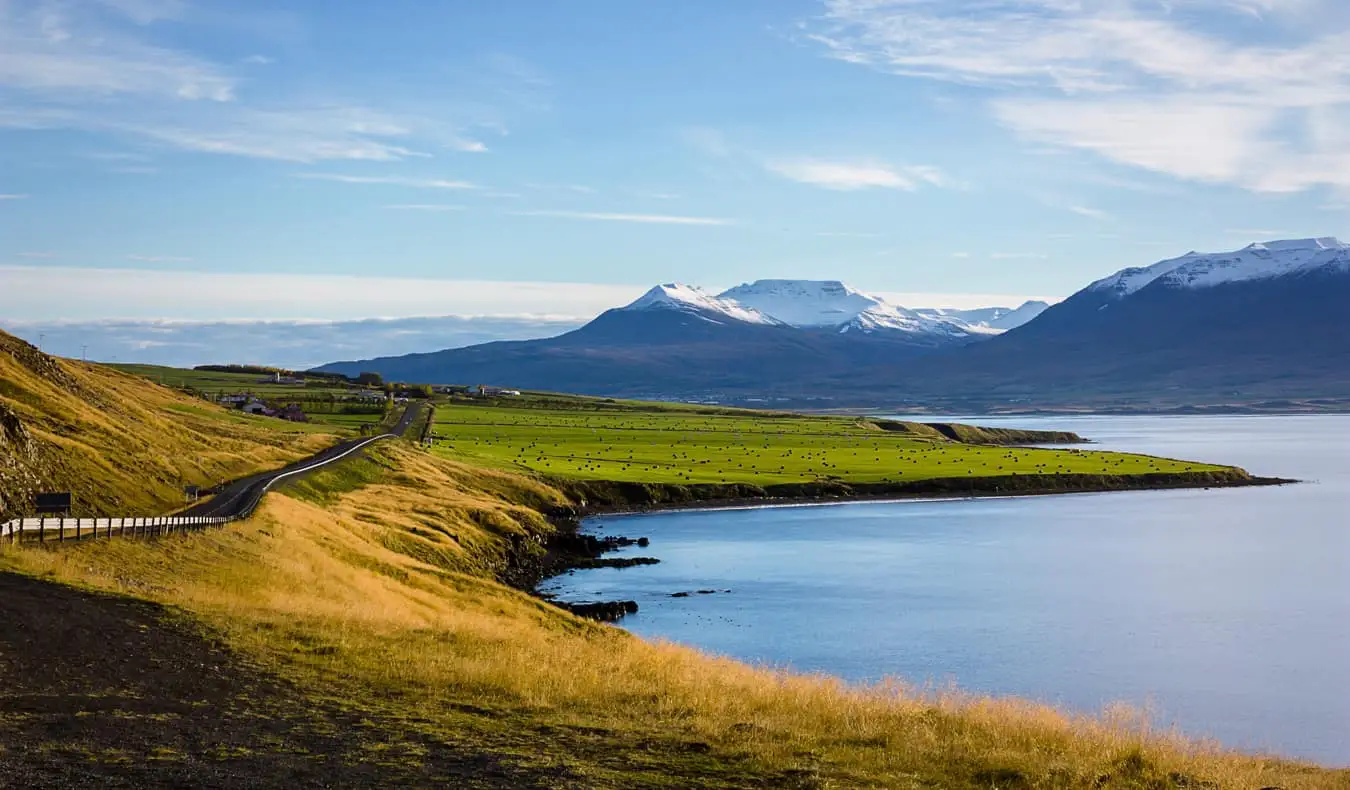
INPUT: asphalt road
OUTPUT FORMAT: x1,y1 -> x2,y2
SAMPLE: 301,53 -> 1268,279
181,403 -> 423,519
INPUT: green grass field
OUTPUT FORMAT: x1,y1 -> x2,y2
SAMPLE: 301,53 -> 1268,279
109,363 -> 350,399
429,400 -> 1226,485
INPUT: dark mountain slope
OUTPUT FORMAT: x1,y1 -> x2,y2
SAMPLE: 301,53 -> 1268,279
883,267 -> 1350,406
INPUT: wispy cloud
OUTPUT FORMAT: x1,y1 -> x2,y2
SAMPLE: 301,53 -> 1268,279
18,251 -> 57,258
527,183 -> 596,194
810,0 -> 1350,192
296,173 -> 477,189
1068,205 -> 1113,221
0,193 -> 29,200
766,159 -> 951,191
383,203 -> 466,212
0,1 -> 503,162
127,254 -> 192,263
816,231 -> 881,238
0,264 -> 650,322
510,210 -> 735,226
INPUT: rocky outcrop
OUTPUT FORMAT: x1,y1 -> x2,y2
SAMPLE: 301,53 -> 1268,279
0,402 -> 43,522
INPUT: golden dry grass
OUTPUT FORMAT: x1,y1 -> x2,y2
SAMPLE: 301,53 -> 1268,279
4,444 -> 1344,788
0,333 -> 339,519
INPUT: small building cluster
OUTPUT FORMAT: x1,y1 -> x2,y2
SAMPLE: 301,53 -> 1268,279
238,399 -> 308,422
470,385 -> 522,397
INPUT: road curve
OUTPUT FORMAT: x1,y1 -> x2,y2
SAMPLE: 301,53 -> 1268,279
181,403 -> 424,520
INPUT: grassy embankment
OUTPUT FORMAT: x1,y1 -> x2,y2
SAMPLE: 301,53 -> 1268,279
2,441 -> 1340,787
0,333 -> 340,520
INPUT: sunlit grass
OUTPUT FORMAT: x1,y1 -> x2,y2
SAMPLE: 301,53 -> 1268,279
2,445 -> 1334,788
430,402 -> 1230,485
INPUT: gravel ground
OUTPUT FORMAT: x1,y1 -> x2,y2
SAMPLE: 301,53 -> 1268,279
0,571 -> 578,789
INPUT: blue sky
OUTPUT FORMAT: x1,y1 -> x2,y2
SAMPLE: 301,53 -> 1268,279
2,0 -> 1349,334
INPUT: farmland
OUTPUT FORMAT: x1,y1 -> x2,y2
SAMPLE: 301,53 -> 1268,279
429,399 -> 1228,485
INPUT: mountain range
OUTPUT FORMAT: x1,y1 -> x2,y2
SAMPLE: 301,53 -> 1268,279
316,238 -> 1350,409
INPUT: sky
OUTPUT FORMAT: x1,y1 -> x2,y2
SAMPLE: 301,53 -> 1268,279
2,0 -> 1349,364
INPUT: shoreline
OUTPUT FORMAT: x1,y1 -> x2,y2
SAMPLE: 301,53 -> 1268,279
526,470 -> 1294,605
574,474 -> 1295,520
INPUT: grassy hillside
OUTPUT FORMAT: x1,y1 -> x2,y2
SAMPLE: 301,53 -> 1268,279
1,444 -> 1340,787
429,400 -> 1227,486
0,331 -> 340,521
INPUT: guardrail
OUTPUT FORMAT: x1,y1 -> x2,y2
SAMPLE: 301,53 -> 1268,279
0,414 -> 413,545
1,515 -> 232,544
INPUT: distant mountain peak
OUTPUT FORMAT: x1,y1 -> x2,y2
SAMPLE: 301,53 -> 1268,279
622,283 -> 780,325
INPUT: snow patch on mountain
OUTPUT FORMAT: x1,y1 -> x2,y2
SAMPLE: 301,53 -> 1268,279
718,280 -> 889,327
1087,237 -> 1350,298
916,301 -> 1050,332
717,279 -> 977,336
623,283 -> 781,325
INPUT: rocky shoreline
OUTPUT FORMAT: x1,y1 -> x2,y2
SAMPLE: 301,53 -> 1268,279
519,469 -> 1293,621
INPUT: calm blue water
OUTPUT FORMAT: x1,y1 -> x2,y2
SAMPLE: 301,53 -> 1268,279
543,415 -> 1350,765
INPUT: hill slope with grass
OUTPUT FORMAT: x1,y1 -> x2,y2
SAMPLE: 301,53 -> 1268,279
2,444 -> 1342,788
0,329 -> 339,522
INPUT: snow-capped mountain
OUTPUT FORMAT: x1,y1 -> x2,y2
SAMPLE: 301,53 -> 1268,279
895,237 -> 1350,407
623,283 -> 781,325
1086,237 -> 1350,298
915,301 -> 1050,332
715,279 -> 978,337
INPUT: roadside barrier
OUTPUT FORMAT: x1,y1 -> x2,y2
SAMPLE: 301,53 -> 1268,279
0,404 -> 425,546
0,515 -> 232,544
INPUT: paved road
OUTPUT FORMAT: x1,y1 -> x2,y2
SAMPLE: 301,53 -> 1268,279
181,404 -> 424,519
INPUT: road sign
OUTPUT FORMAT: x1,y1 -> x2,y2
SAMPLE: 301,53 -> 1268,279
184,485 -> 201,500
34,492 -> 72,514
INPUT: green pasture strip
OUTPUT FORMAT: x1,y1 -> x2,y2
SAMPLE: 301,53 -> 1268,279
161,403 -> 342,435
429,402 -> 1225,485
109,363 -> 351,398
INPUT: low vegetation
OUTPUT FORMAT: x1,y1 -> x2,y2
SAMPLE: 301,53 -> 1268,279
0,332 -> 340,521
2,444 -> 1340,787
1,351 -> 1330,786
430,399 -> 1228,486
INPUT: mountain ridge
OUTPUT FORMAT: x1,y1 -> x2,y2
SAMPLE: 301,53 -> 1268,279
314,238 -> 1350,407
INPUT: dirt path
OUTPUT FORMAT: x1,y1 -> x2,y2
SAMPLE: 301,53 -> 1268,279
0,571 -> 576,789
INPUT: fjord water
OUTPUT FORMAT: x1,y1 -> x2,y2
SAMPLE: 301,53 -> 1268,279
543,415 -> 1350,764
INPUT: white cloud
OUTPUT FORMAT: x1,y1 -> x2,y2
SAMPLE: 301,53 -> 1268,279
127,254 -> 192,262
811,0 -> 1350,192
816,231 -> 881,238
296,173 -> 477,189
510,210 -> 735,226
0,2 -> 503,162
0,193 -> 29,199
19,251 -> 57,258
950,252 -> 970,258
0,265 -> 653,322
0,314 -> 584,369
1068,205 -> 1113,221
383,204 -> 466,211
767,159 -> 950,191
